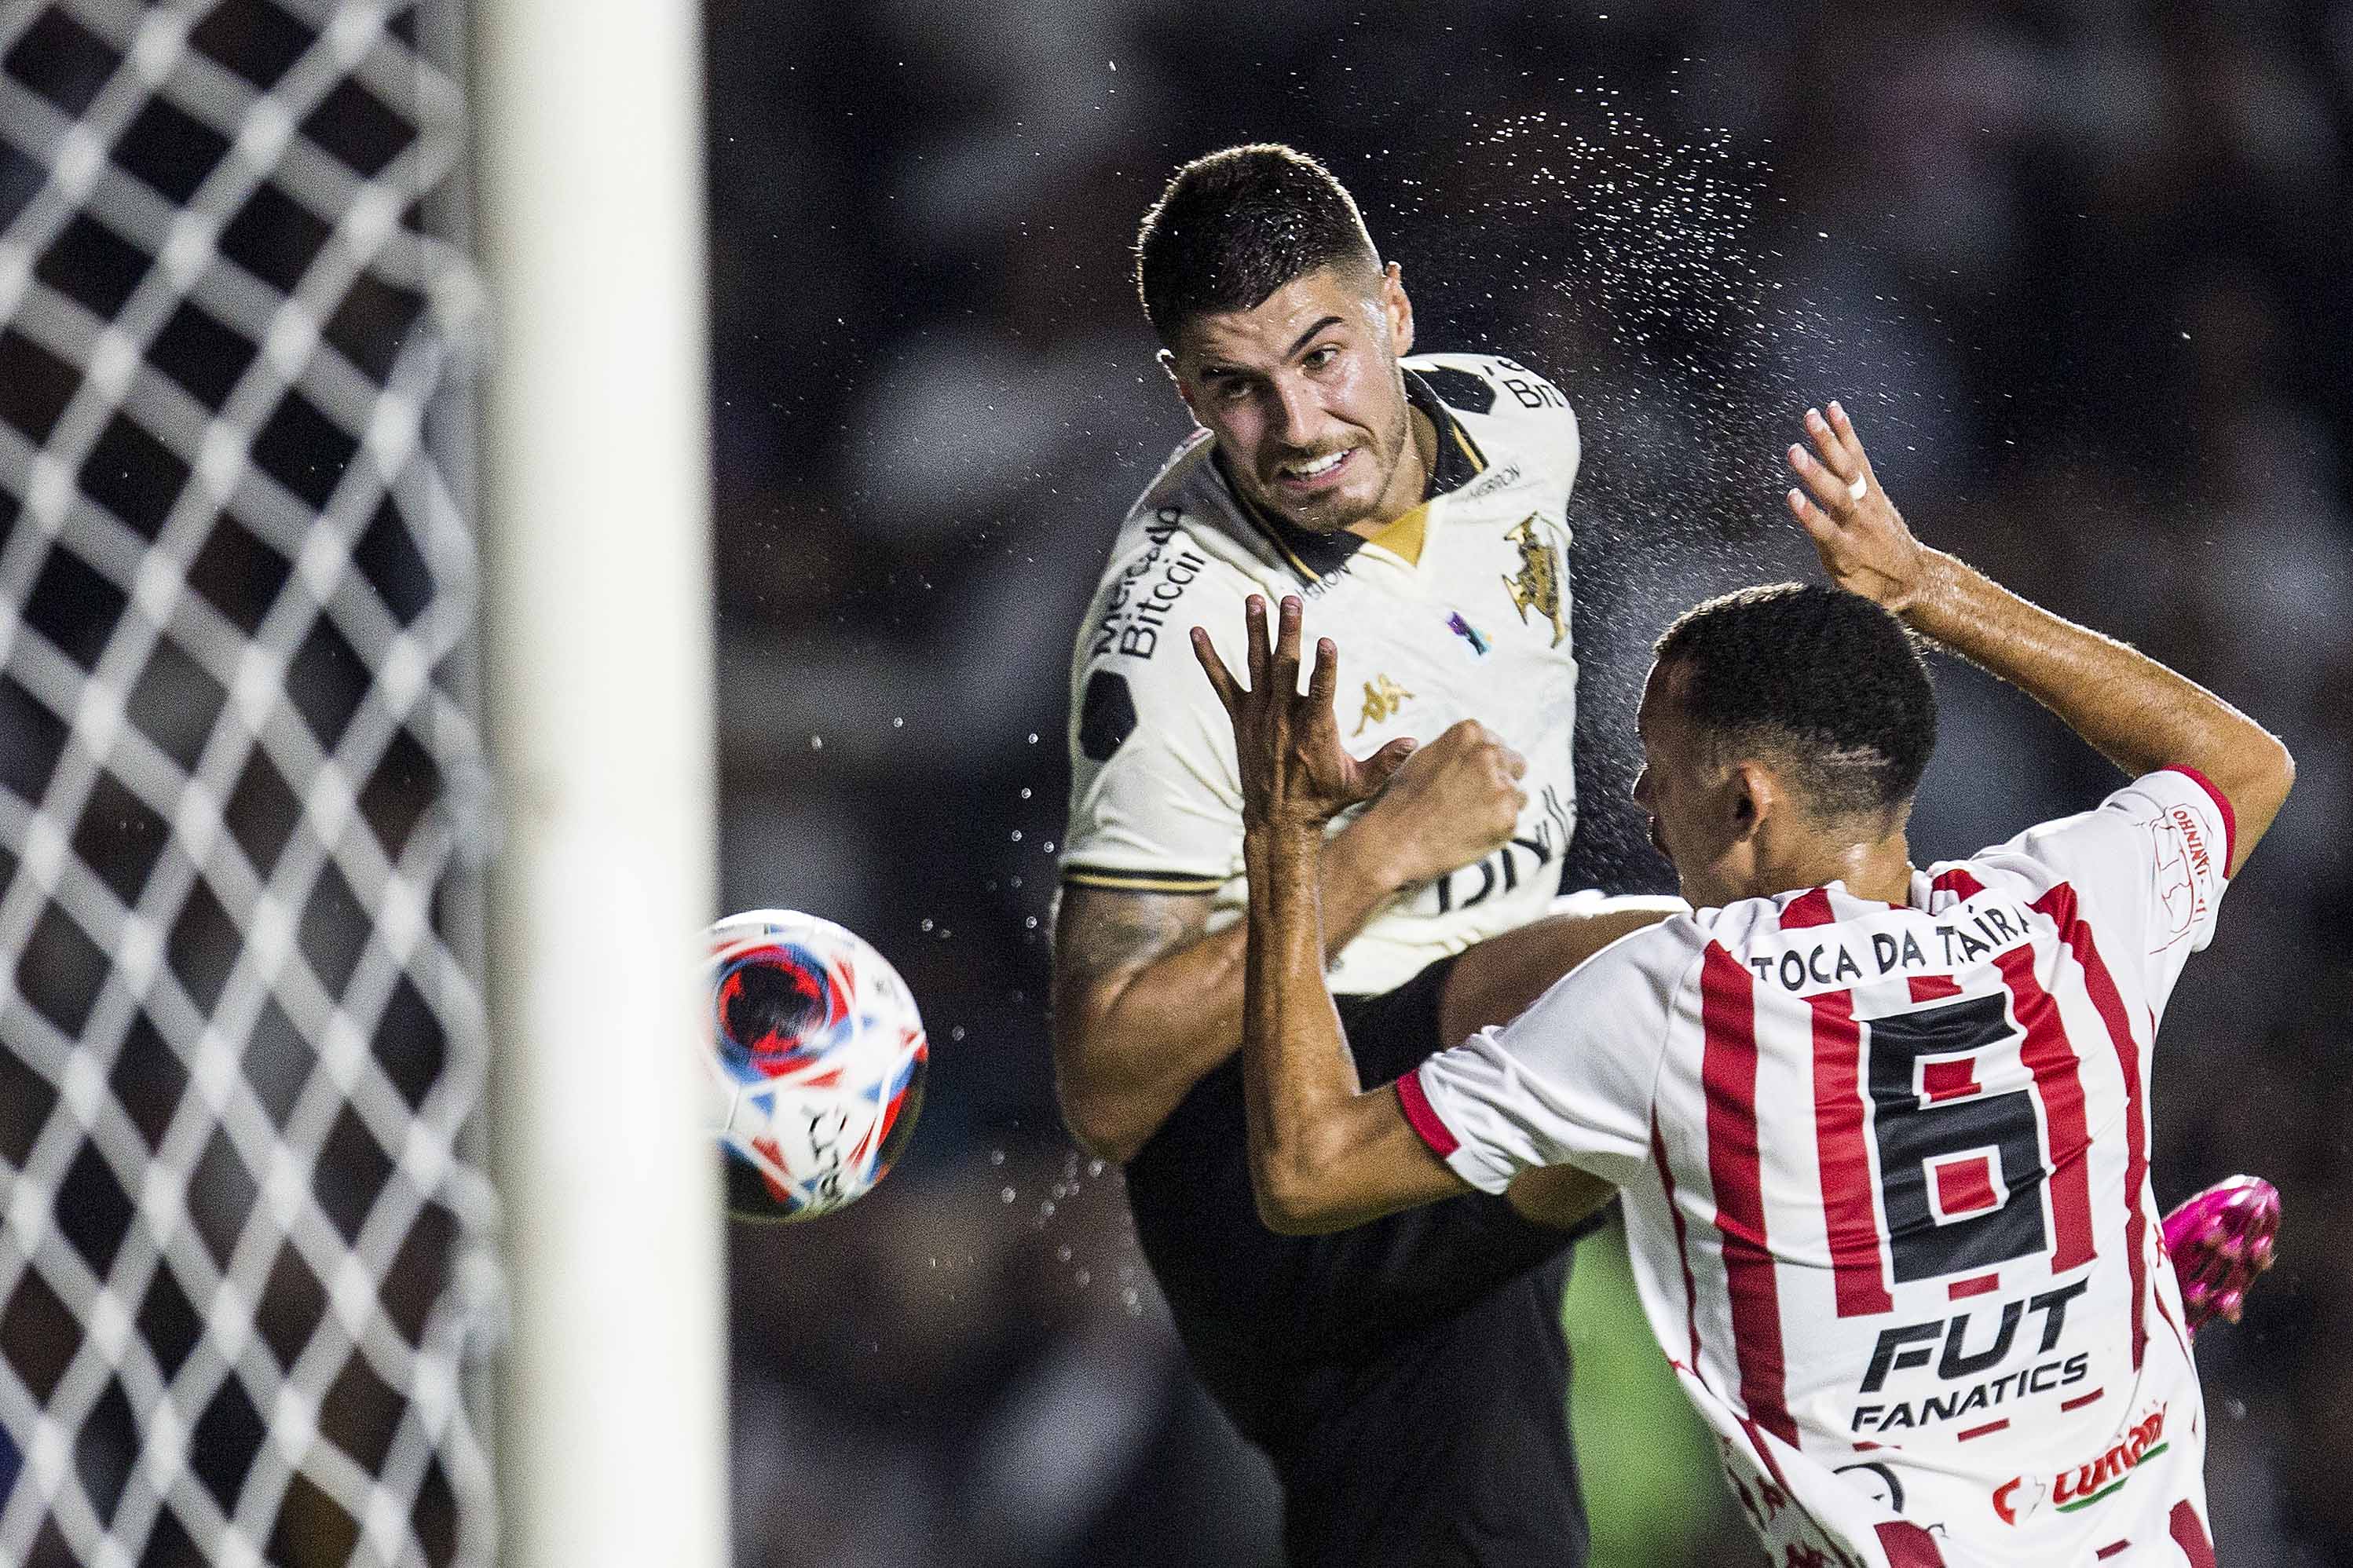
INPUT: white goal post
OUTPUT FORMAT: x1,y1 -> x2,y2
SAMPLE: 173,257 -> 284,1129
472,0 -> 729,1565
0,0 -> 729,1563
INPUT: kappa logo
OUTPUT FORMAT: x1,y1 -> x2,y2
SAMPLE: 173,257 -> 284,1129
1501,515 -> 1566,647
1992,1405 -> 2168,1526
1354,674 -> 1413,736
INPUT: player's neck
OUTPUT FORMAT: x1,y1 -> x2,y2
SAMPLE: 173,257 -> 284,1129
1757,831 -> 1915,908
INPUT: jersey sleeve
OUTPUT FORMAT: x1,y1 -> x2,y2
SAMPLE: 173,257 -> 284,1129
1993,766 -> 2234,1016
1402,924 -> 1692,1193
1059,554 -> 1247,895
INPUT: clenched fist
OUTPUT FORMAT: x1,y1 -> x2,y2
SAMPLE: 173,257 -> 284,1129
1357,718 -> 1529,888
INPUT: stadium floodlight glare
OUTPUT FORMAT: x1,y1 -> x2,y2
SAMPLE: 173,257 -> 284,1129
474,0 -> 729,1565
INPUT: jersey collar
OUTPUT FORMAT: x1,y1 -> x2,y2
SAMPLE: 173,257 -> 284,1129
1411,368 -> 1489,497
1213,368 -> 1488,586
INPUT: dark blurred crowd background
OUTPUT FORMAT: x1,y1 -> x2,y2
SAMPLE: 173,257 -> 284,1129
712,3 -> 2352,1565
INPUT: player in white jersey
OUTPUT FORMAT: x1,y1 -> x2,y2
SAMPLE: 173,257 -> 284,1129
1053,145 -> 1674,1566
1067,346 -> 1589,989
1193,400 -> 2294,1567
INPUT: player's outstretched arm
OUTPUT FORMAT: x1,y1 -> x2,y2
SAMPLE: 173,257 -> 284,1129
1784,402 -> 2293,877
1052,719 -> 1532,1163
1056,711 -> 1538,1168
1191,597 -> 1480,1233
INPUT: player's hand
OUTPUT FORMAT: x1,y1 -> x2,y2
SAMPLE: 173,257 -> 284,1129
1784,401 -> 1940,615
1194,596 -> 1419,836
1355,718 -> 1528,886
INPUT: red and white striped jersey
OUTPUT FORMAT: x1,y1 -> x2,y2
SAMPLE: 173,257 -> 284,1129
1405,767 -> 2236,1567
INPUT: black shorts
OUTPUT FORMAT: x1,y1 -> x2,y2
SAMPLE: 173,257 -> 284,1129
1125,955 -> 1599,1568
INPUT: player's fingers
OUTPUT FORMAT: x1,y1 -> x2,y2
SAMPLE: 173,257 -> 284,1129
1307,634 -> 1339,713
1501,746 -> 1528,780
1788,486 -> 1843,545
1359,735 -> 1419,795
1788,444 -> 1857,517
1274,595 -> 1305,696
1826,400 -> 1877,487
1242,594 -> 1270,695
1191,627 -> 1241,718
1803,405 -> 1864,494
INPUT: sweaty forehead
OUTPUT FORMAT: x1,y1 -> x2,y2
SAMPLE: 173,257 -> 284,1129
1174,266 -> 1380,368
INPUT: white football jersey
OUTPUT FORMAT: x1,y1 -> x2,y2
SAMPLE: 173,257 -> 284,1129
1060,353 -> 1584,994
1407,768 -> 2234,1567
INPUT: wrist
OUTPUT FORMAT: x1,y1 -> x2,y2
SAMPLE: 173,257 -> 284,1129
1244,817 -> 1323,864
1325,808 -> 1414,896
1891,546 -> 1963,626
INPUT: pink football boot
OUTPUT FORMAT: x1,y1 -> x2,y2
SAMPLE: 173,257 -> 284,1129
2161,1175 -> 2280,1335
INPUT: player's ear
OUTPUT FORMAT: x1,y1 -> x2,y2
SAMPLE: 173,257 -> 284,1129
1727,760 -> 1773,840
1381,261 -> 1414,356
1153,348 -> 1204,422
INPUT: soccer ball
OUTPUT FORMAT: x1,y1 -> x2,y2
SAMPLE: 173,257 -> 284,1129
704,908 -> 928,1221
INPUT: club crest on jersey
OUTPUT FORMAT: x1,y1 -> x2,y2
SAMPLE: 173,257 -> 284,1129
1501,515 -> 1567,647
1992,1405 -> 2168,1526
1355,674 -> 1413,736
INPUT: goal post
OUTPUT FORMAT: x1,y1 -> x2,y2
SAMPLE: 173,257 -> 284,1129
0,0 -> 729,1563
471,0 -> 730,1565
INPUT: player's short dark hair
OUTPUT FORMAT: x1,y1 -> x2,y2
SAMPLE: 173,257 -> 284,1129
1653,583 -> 1937,821
1134,144 -> 1381,344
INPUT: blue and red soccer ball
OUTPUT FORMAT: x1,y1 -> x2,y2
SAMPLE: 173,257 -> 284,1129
704,909 -> 928,1221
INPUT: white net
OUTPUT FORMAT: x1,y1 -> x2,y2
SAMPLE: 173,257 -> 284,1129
0,2 -> 495,1563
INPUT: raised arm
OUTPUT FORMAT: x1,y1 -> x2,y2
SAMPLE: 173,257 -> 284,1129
1187,595 -> 1474,1231
1054,717 -> 1536,1164
1784,401 -> 2293,877
1181,598 -> 1632,1234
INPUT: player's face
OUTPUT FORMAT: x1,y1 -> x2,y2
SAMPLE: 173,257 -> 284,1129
1164,263 -> 1422,536
1633,662 -> 1758,908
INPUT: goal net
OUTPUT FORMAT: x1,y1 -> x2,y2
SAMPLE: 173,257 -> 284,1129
0,2 -> 496,1563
